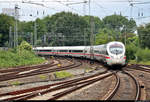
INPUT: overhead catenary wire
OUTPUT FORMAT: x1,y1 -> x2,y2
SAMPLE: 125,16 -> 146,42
132,1 -> 150,4
0,0 -> 150,25
55,0 -> 84,15
22,1 -> 61,12
92,0 -> 110,15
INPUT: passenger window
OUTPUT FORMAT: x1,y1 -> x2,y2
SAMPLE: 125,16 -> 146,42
39,50 -> 51,52
94,50 -> 99,53
59,50 -> 68,52
106,51 -> 108,55
72,50 -> 83,53
52,50 -> 57,52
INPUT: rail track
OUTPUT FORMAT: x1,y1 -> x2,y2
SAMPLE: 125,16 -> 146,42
104,70 -> 141,100
0,58 -> 82,82
0,59 -> 55,73
0,70 -> 111,101
124,64 -> 150,74
0,57 -> 148,100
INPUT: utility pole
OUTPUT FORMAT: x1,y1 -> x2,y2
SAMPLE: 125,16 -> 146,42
89,0 -> 94,62
34,21 -> 37,46
83,0 -> 86,46
125,26 -> 126,46
63,35 -> 65,46
14,4 -> 19,47
109,33 -> 111,42
9,26 -> 12,48
83,0 -> 86,15
44,34 -> 46,45
90,16 -> 94,53
84,28 -> 86,46
30,32 -> 33,46
130,3 -> 133,19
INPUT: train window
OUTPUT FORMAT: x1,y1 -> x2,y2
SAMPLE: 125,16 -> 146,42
99,51 -> 101,54
59,50 -> 68,52
84,50 -> 87,53
99,50 -> 106,55
109,45 -> 123,55
39,50 -> 51,52
34,50 -> 38,52
94,50 -> 99,53
104,45 -> 107,49
72,50 -> 83,53
106,51 -> 108,55
52,50 -> 57,52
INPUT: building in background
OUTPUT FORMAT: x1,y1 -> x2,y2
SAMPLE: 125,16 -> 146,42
2,8 -> 19,17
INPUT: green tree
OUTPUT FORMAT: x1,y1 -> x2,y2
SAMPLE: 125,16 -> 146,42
35,18 -> 47,39
82,16 -> 104,34
126,33 -> 138,45
95,28 -> 115,45
18,21 -> 34,45
0,14 -> 15,46
103,14 -> 136,41
18,41 -> 32,51
138,23 -> 150,48
43,12 -> 89,46
125,43 -> 137,61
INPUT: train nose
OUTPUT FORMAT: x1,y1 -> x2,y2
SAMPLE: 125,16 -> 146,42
113,56 -> 121,64
116,59 -> 120,63
113,56 -> 119,59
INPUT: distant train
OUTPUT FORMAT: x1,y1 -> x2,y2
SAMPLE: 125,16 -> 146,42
33,41 -> 126,66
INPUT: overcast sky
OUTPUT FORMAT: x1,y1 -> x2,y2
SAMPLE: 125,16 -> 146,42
0,0 -> 150,26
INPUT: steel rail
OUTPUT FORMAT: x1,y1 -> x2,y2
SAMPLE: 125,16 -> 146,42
0,60 -> 55,73
0,60 -> 80,82
0,70 -> 107,97
123,70 -> 141,100
104,70 -> 141,100
48,73 -> 113,100
1,71 -> 109,101
125,64 -> 150,73
104,72 -> 120,100
16,73 -> 113,100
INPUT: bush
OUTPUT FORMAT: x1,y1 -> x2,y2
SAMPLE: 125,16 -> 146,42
18,41 -> 32,51
0,41 -> 46,68
136,48 -> 150,62
125,43 -> 137,61
0,49 -> 45,68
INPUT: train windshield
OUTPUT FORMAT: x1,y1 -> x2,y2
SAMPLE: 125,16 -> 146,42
109,45 -> 123,55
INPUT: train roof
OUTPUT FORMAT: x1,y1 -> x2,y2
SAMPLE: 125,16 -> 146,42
33,42 -> 124,50
107,41 -> 124,45
33,46 -> 89,50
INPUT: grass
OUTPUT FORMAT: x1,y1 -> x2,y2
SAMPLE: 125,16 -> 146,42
129,60 -> 150,65
85,67 -> 94,73
0,49 -> 46,68
38,75 -> 48,80
55,71 -> 73,79
10,81 -> 21,86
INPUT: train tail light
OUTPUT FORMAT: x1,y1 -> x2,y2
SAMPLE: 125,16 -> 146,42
105,56 -> 110,59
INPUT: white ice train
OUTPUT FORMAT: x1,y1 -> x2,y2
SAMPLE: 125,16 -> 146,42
33,41 -> 126,66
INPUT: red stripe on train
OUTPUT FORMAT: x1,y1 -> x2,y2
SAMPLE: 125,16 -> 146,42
37,52 -> 107,58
